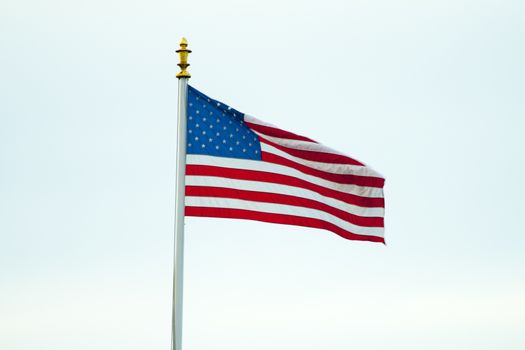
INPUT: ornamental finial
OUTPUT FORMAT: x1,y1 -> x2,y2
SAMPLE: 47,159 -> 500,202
176,37 -> 191,78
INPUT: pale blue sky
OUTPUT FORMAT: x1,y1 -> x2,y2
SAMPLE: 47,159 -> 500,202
1,0 -> 524,349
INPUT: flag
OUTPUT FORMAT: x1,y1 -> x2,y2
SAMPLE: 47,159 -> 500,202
184,85 -> 385,243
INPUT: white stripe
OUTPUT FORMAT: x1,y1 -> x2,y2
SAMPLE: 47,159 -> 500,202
256,131 -> 342,154
244,114 -> 281,129
186,176 -> 385,217
246,114 -> 344,155
185,196 -> 385,238
186,154 -> 384,198
261,143 -> 381,177
245,114 -> 383,178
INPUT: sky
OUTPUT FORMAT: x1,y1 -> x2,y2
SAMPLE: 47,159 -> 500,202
1,0 -> 524,349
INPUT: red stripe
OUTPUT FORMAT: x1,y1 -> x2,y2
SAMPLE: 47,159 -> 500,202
186,186 -> 384,228
259,136 -> 364,166
245,121 -> 316,142
186,165 -> 385,208
262,152 -> 384,188
185,206 -> 385,243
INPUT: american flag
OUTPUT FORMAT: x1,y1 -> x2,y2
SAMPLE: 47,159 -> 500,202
185,86 -> 385,243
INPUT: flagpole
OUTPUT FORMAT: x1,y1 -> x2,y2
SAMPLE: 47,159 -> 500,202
172,37 -> 191,350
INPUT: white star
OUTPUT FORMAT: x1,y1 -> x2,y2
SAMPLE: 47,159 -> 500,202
196,96 -> 199,100
242,148 -> 246,152
236,141 -> 240,145
209,125 -> 213,129
249,143 -> 252,146
242,135 -> 246,139
208,138 -> 213,142
196,110 -> 200,114
216,119 -> 220,123
235,128 -> 239,132
216,102 -> 221,106
229,147 -> 233,151
255,150 -> 258,154
194,136 -> 199,141
189,116 -> 192,120
196,123 -> 199,128
202,130 -> 206,135
223,126 -> 227,130
188,129 -> 192,134
189,103 -> 193,107
216,132 -> 220,136
215,145 -> 219,150
229,134 -> 233,138
188,143 -> 192,147
201,144 -> 205,148
203,117 -> 206,121
222,139 -> 226,144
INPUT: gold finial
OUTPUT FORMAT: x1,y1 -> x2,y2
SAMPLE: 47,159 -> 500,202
176,37 -> 191,78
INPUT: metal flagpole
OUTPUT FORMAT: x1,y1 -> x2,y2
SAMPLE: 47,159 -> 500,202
172,37 -> 191,350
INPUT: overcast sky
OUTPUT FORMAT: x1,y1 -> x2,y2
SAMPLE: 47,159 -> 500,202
1,0 -> 524,349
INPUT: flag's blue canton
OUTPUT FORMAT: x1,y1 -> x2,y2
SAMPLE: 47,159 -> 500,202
187,86 -> 262,160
